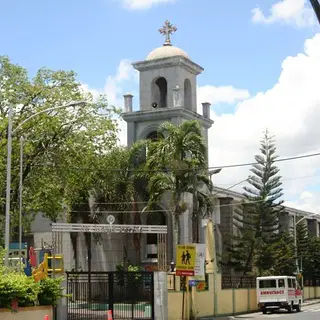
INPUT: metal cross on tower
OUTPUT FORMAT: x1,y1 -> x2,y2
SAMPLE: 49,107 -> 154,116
159,20 -> 177,46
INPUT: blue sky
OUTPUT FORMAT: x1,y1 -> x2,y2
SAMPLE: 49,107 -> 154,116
0,0 -> 315,91
1,0 -> 320,212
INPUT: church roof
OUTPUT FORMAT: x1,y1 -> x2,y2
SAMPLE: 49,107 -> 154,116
146,45 -> 189,61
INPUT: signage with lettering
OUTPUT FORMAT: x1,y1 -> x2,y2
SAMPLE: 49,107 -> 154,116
260,290 -> 285,295
52,223 -> 167,234
175,244 -> 196,276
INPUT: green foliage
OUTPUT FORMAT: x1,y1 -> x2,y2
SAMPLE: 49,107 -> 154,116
0,248 -> 66,310
265,232 -> 295,276
144,120 -> 211,245
302,236 -> 320,278
38,277 -> 67,306
115,262 -> 142,288
0,270 -> 40,309
0,55 -> 120,241
228,130 -> 285,275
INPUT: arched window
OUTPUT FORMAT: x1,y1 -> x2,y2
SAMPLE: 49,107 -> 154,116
146,131 -> 163,141
184,79 -> 192,111
151,77 -> 168,108
146,211 -> 166,259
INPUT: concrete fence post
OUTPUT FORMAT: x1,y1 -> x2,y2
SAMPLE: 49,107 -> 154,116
153,272 -> 168,320
56,277 -> 67,320
232,288 -> 236,314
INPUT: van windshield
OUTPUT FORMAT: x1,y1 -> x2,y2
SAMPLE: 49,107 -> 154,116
259,279 -> 277,288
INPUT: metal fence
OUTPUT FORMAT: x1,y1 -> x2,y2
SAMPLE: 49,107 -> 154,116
304,277 -> 320,287
66,271 -> 154,320
221,275 -> 256,289
222,275 -> 320,289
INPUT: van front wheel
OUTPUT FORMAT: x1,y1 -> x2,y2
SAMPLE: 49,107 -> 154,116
287,303 -> 293,313
261,308 -> 267,314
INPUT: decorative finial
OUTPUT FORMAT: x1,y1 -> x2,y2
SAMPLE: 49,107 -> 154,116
159,20 -> 177,46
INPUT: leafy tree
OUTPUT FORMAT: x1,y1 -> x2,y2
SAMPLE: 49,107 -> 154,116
145,120 -> 212,248
295,219 -> 309,272
70,141 -> 146,267
231,130 -> 284,275
0,55 -> 120,244
302,236 -> 320,278
265,232 -> 295,276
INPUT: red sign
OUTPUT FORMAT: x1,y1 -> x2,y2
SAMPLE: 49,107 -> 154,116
176,270 -> 194,276
260,290 -> 284,295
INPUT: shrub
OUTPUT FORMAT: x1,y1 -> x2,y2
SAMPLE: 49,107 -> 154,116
38,277 -> 66,306
0,272 -> 40,309
0,248 -> 67,311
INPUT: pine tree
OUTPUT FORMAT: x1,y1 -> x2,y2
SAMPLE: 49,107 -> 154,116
295,219 -> 309,270
231,130 -> 285,275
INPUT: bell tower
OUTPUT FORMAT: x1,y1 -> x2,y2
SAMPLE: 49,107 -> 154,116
122,20 -> 213,148
122,22 -> 214,261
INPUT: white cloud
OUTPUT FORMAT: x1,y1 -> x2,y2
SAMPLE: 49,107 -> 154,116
122,0 -> 176,10
81,59 -> 138,146
81,59 -> 138,107
252,0 -> 316,27
204,33 -> 320,213
285,191 -> 320,213
87,34 -> 320,213
197,85 -> 250,107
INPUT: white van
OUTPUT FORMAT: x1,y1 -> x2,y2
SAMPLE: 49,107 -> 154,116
257,276 -> 302,314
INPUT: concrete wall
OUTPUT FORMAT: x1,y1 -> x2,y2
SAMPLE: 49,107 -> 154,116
0,306 -> 52,320
166,273 -> 320,319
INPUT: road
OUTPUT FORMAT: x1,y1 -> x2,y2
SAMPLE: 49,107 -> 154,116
229,303 -> 320,319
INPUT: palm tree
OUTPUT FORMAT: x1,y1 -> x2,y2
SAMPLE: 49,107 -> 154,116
68,141 -> 146,271
145,120 -> 212,250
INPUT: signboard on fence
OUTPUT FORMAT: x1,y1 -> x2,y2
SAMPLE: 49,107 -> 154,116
194,243 -> 205,276
175,244 -> 196,276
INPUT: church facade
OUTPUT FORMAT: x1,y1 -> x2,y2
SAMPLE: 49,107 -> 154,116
29,22 -> 320,273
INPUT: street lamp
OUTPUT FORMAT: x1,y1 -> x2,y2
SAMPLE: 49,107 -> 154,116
293,212 -> 320,274
4,100 -> 87,266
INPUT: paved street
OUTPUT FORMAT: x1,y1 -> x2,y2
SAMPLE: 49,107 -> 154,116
229,303 -> 320,319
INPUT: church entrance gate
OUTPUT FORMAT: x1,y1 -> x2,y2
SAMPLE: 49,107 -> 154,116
51,221 -> 167,320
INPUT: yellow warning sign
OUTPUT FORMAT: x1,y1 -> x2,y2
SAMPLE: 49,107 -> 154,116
175,244 -> 196,276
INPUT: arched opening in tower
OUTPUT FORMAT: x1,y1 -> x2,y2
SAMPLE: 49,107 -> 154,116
184,79 -> 192,111
151,77 -> 168,108
146,131 -> 164,141
146,210 -> 166,259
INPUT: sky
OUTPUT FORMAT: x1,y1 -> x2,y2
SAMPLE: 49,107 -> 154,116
1,0 -> 320,213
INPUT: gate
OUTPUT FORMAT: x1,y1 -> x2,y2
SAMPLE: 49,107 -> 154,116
66,271 -> 154,320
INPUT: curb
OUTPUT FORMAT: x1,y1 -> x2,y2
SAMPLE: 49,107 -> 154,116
303,300 -> 320,307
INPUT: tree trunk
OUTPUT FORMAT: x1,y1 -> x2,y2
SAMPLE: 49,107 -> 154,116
85,232 -> 92,302
173,211 -> 180,253
243,239 -> 255,276
191,173 -> 198,243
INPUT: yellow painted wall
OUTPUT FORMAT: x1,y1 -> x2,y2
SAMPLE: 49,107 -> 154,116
0,306 -> 52,320
167,274 -> 320,319
193,274 -> 214,317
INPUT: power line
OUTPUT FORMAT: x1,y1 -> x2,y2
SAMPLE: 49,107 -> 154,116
68,198 -> 269,214
208,152 -> 320,170
32,151 -> 320,173
66,173 -> 320,207
217,173 -> 320,186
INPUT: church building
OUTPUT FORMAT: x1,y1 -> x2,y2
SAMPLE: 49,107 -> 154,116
28,22 -> 320,274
